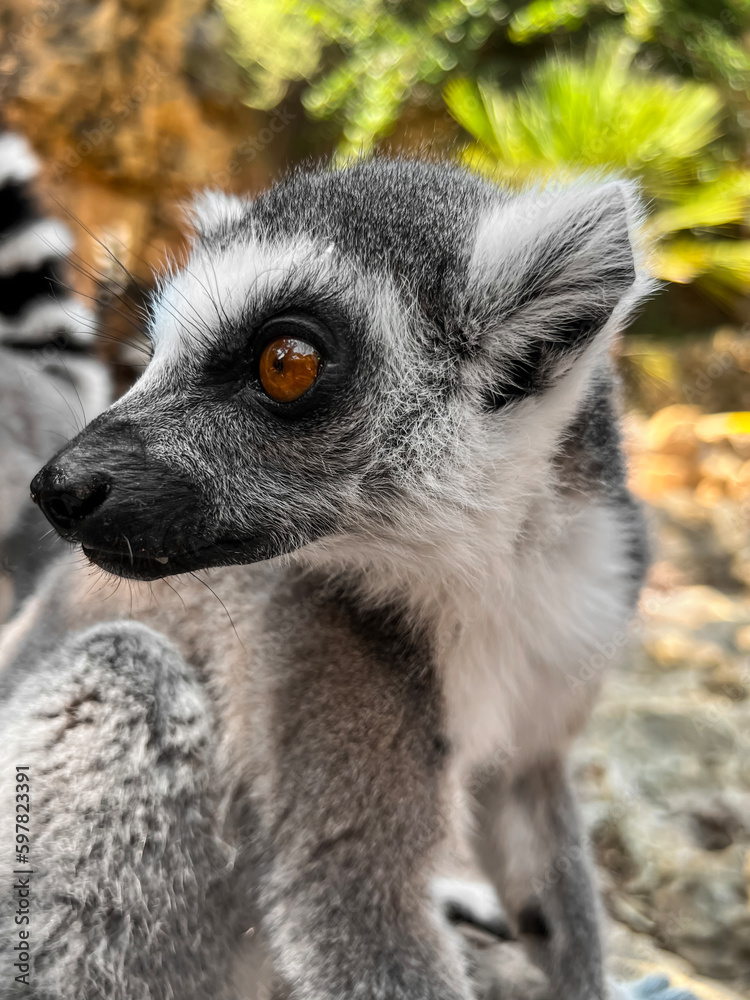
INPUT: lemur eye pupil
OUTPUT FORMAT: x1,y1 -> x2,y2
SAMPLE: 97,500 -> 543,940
259,336 -> 321,403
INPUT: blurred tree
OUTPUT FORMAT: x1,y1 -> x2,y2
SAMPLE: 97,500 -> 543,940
506,0 -> 750,154
217,0 -> 750,310
218,0 -> 508,158
217,0 -> 750,160
445,40 -> 750,308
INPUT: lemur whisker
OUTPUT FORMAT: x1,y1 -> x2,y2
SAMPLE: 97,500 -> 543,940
161,575 -> 188,615
49,197 -> 147,291
207,256 -> 234,331
187,571 -> 245,652
122,535 -> 134,568
103,248 -> 214,350
91,223 -> 222,348
58,353 -> 89,426
47,199 -> 154,305
120,237 -> 221,343
136,227 -> 236,345
32,353 -> 86,434
43,236 -> 152,325
49,200 -> 220,347
48,270 -> 151,349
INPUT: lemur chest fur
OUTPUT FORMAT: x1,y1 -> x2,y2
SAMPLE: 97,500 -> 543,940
437,502 -> 634,774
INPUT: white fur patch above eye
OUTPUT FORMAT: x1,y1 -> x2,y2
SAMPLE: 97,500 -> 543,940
146,234 -> 341,363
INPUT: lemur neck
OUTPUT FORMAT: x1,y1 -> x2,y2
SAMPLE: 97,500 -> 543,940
300,503 -> 529,635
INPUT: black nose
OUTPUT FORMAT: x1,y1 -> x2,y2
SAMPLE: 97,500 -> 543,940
30,466 -> 111,533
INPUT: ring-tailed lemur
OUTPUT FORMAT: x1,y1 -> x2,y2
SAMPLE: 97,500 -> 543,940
0,127 -> 110,616
1,158 -> 655,1000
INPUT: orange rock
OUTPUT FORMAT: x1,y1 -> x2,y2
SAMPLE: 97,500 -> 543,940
695,412 -> 750,443
698,451 -> 745,486
629,454 -> 696,501
694,478 -> 726,508
644,405 -> 702,458
735,625 -> 750,652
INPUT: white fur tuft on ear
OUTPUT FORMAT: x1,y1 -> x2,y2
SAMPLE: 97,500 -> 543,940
183,190 -> 249,241
468,178 -> 656,406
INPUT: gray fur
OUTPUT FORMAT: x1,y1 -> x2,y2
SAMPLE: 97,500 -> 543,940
0,621 -> 250,999
0,351 -> 110,619
0,127 -> 109,619
0,157 -> 653,999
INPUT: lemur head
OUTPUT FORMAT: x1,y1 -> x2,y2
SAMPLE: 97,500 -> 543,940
31,159 -> 650,581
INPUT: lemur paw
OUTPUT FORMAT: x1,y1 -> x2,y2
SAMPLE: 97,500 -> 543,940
431,876 -> 512,941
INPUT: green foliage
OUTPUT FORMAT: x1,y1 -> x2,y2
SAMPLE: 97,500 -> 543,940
445,41 -> 750,304
508,0 -> 750,100
217,0 -> 750,159
445,42 -> 720,183
217,0 -> 507,159
216,0 -> 750,304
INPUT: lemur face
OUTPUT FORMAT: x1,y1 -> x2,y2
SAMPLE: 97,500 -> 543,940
31,159 -> 646,581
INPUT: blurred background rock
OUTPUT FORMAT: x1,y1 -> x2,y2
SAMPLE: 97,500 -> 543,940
1,0 -> 750,993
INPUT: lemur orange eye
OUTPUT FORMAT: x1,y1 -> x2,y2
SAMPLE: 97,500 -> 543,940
259,336 -> 321,402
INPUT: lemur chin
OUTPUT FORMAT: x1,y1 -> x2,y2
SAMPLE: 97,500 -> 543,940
5,157 -> 653,1000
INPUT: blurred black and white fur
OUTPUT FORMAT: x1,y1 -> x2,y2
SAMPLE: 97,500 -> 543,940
0,158 -> 653,1000
0,128 -> 109,617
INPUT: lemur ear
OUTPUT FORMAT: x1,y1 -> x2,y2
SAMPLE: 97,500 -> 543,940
469,180 -> 649,408
183,190 -> 249,241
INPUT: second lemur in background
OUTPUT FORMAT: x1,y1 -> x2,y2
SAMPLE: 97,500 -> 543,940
0,126 -> 110,617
